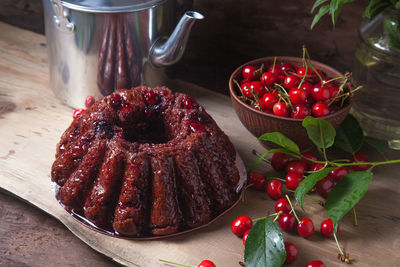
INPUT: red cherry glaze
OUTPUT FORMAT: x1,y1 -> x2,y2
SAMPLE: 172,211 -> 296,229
242,65 -> 258,81
286,172 -> 304,190
289,89 -> 307,105
284,74 -> 301,89
286,160 -> 308,176
311,85 -> 330,101
273,102 -> 290,117
351,153 -> 370,171
242,229 -> 250,245
144,90 -> 159,105
267,180 -> 284,200
271,152 -> 290,171
284,242 -> 298,264
261,72 -> 279,88
231,216 -> 253,237
316,176 -> 335,198
248,172 -> 267,191
297,217 -> 315,237
84,96 -> 95,108
73,109 -> 84,119
291,104 -> 311,119
329,166 -> 349,181
260,92 -> 279,111
190,122 -> 205,133
278,213 -> 298,232
275,198 -> 291,213
198,260 -> 216,267
320,218 -> 339,237
182,95 -> 197,109
305,260 -> 326,267
312,102 -> 330,117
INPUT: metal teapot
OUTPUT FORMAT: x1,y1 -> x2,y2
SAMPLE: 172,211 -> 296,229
43,0 -> 203,108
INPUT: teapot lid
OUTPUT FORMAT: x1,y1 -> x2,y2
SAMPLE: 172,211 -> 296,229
61,0 -> 167,13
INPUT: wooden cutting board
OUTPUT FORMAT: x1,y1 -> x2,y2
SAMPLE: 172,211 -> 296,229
1,22 -> 400,267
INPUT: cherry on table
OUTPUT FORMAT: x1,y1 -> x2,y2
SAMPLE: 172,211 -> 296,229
73,108 -> 85,119
231,216 -> 253,237
286,172 -> 304,190
242,65 -> 258,81
284,242 -> 298,264
291,104 -> 311,119
305,260 -> 326,267
271,152 -> 290,171
260,92 -> 279,111
273,102 -> 290,117
286,160 -> 308,176
267,179 -> 284,200
329,166 -> 349,181
198,260 -> 216,267
312,102 -> 330,117
242,229 -> 250,245
278,213 -> 298,232
247,172 -> 267,191
351,153 -> 370,171
320,218 -> 339,237
316,176 -> 335,198
289,89 -> 307,105
275,198 -> 291,214
297,217 -> 315,237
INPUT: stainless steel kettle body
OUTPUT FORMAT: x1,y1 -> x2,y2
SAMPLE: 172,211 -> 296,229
43,0 -> 203,108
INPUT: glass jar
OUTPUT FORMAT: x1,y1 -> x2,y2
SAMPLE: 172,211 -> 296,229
352,8 -> 400,149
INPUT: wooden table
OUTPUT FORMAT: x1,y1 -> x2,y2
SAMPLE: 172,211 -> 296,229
1,22 -> 399,267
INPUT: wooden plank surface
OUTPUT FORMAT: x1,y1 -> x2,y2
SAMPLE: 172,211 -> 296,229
0,22 -> 400,267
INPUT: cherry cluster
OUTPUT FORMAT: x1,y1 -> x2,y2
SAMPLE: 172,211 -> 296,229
235,59 -> 352,118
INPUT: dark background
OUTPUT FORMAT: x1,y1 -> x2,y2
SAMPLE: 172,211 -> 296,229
0,0 -> 366,94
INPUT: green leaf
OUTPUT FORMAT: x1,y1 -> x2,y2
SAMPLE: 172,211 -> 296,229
334,114 -> 364,153
325,171 -> 372,228
244,218 -> 286,267
302,116 -> 336,149
295,168 -> 333,210
311,0 -> 328,13
311,5 -> 330,29
364,136 -> 389,153
258,132 -> 300,155
364,0 -> 391,19
249,148 -> 300,173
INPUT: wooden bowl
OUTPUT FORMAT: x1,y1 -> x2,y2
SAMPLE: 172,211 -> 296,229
229,56 -> 353,149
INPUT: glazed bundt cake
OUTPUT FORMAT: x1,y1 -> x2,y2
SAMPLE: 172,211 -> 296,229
51,86 -> 241,236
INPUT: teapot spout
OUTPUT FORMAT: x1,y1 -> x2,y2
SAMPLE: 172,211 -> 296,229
150,11 -> 204,67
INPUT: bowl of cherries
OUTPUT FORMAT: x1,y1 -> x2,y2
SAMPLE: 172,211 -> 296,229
229,53 -> 355,148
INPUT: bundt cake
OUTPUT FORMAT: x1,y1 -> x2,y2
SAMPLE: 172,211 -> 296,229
51,86 -> 241,237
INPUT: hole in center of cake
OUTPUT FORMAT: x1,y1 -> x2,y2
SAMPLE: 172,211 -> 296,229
123,118 -> 171,145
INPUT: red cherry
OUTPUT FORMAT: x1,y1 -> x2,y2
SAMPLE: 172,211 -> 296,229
284,74 -> 301,89
319,77 -> 336,87
267,180 -> 283,200
242,81 -> 266,98
242,65 -> 258,81
278,213 -> 298,232
312,102 -> 330,117
198,260 -> 216,267
280,63 -> 297,74
320,218 -> 339,237
284,242 -> 298,264
300,82 -> 313,95
297,67 -> 312,79
310,163 -> 324,172
351,153 -> 370,171
268,64 -> 283,75
306,260 -> 326,267
260,92 -> 279,111
285,172 -> 304,190
84,96 -> 95,108
302,152 -> 318,163
275,198 -> 291,213
297,217 -> 315,237
242,229 -> 250,245
248,172 -> 267,191
73,108 -> 85,119
273,102 -> 290,117
145,90 -> 159,105
190,122 -> 205,133
316,176 -> 335,198
271,152 -> 290,171
231,216 -> 253,237
291,104 -> 311,119
289,89 -> 307,105
261,72 -> 279,88
183,95 -> 197,109
329,87 -> 341,104
311,85 -> 330,101
329,166 -> 349,181
286,160 -> 308,176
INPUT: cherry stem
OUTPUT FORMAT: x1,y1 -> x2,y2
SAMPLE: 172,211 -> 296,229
285,194 -> 300,223
248,87 -> 262,111
268,177 -> 286,182
254,212 -> 281,223
353,207 -> 358,226
297,63 -> 309,89
272,57 -> 277,73
159,259 -> 194,267
233,79 -> 245,97
333,232 -> 345,257
274,83 -> 294,111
